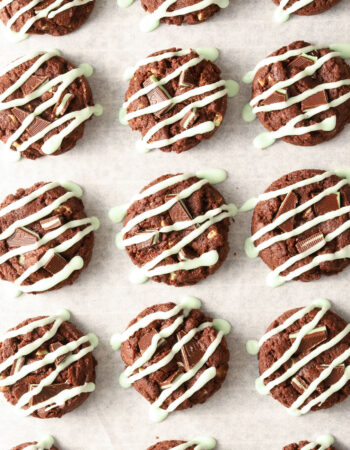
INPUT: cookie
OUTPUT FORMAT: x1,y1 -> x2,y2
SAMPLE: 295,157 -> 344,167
111,296 -> 230,422
247,298 -> 350,415
272,0 -> 341,22
0,310 -> 98,419
12,435 -> 58,450
0,49 -> 102,161
284,434 -> 335,450
244,168 -> 350,287
242,41 -> 350,149
0,180 -> 99,295
118,0 -> 229,32
0,0 -> 94,41
109,169 -> 237,286
147,437 -> 216,450
119,47 -> 238,154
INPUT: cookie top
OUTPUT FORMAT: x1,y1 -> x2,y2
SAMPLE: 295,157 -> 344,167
12,445 -> 58,450
245,168 -> 350,287
120,48 -> 238,154
247,299 -> 350,415
147,437 -> 216,450
0,0 -> 94,41
272,0 -> 340,22
0,310 -> 98,419
242,41 -> 350,149
0,49 -> 102,161
111,297 -> 230,422
284,440 -> 335,450
0,180 -> 99,295
110,169 -> 237,286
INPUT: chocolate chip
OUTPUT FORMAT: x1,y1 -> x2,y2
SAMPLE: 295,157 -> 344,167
296,231 -> 325,253
27,116 -> 50,137
49,342 -> 71,366
165,195 -> 193,223
7,227 -> 39,248
274,191 -> 298,233
21,75 -> 48,96
301,90 -> 328,111
179,68 -> 196,88
263,89 -> 287,106
178,247 -> 196,261
29,383 -> 67,406
291,375 -> 309,394
289,326 -> 328,357
288,55 -> 316,71
43,253 -> 67,275
11,107 -> 30,123
10,357 -> 25,376
40,215 -> 64,231
53,93 -> 74,117
177,330 -> 204,371
313,193 -> 340,216
135,230 -> 159,250
159,367 -> 184,389
138,329 -> 157,354
179,108 -> 199,130
142,75 -> 172,118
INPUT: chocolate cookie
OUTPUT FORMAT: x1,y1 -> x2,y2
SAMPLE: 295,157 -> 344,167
247,298 -> 350,415
111,297 -> 230,422
0,310 -> 98,419
12,435 -> 58,450
119,47 -> 238,154
0,180 -> 99,295
244,168 -> 350,287
284,434 -> 335,450
272,0 -> 341,22
0,49 -> 102,161
147,437 -> 216,450
0,0 -> 94,41
109,169 -> 237,286
12,445 -> 58,450
242,41 -> 350,149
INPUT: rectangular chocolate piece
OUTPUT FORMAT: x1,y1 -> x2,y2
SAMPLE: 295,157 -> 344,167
301,90 -> 328,111
274,191 -> 298,233
296,231 -> 325,254
291,375 -> 309,394
288,54 -> 316,71
165,195 -> 193,223
134,230 -> 159,250
289,325 -> 328,357
179,68 -> 196,88
142,75 -> 172,118
180,108 -> 199,130
177,330 -> 204,371
263,89 -> 287,106
10,357 -> 25,376
49,342 -> 71,366
53,93 -> 74,117
29,383 -> 67,406
27,116 -> 50,137
21,75 -> 48,96
7,227 -> 39,248
138,328 -> 157,354
160,367 -> 184,389
11,107 -> 30,124
40,215 -> 64,231
313,193 -> 340,216
43,253 -> 67,275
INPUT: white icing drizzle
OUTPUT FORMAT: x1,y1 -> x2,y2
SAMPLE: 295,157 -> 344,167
243,169 -> 350,287
0,309 -> 98,416
300,435 -> 335,450
25,435 -> 55,450
109,169 -> 237,284
242,43 -> 350,149
0,0 -> 94,41
110,296 -> 231,422
0,50 -> 103,161
171,437 -> 216,450
247,298 -> 350,416
0,180 -> 100,295
274,0 -> 315,23
119,48 -> 239,153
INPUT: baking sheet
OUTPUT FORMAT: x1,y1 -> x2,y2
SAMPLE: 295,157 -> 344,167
0,0 -> 350,448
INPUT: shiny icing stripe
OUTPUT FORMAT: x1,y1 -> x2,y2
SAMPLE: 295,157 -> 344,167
1,0 -> 94,41
0,50 -> 102,160
247,298 -> 350,416
171,437 -> 216,450
25,436 -> 55,450
0,310 -> 98,415
274,0 -> 314,23
300,435 -> 335,450
243,169 -> 350,287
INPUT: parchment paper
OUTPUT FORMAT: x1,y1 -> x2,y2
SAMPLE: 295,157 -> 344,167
0,0 -> 349,448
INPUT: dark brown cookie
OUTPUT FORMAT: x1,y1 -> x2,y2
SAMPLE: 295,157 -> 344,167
272,0 -> 340,17
248,169 -> 350,285
114,299 -> 230,421
147,437 -> 216,450
113,171 -> 236,286
0,0 -> 94,38
0,50 -> 102,161
284,440 -> 335,450
148,441 -> 189,450
248,41 -> 350,147
0,311 -> 98,419
12,445 -> 58,450
122,48 -> 229,154
250,299 -> 350,414
0,180 -> 99,295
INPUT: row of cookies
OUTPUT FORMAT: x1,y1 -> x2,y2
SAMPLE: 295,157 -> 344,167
0,167 -> 348,294
0,0 -> 344,42
8,433 -> 338,448
1,41 -> 350,162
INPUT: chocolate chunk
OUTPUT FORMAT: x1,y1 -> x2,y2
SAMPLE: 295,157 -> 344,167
160,367 -> 184,389
263,89 -> 287,106
319,364 -> 345,387
142,75 -> 172,118
288,55 -> 315,71
296,231 -> 325,253
29,383 -> 67,406
179,68 -> 196,88
43,253 -> 67,275
314,193 -> 340,216
178,247 -> 196,261
135,230 -> 159,250
177,330 -> 204,371
40,215 -> 64,231
301,90 -> 328,111
53,93 -> 74,117
180,108 -> 199,129
7,227 -> 39,248
302,207 -> 315,221
289,326 -> 328,357
27,116 -> 50,137
49,342 -> 71,366
291,375 -> 309,394
138,329 -> 157,354
10,357 -> 25,376
165,195 -> 193,223
21,75 -> 48,96
274,191 -> 298,233
11,107 -> 30,123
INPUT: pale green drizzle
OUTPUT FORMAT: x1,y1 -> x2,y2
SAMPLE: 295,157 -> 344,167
25,436 -> 55,450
